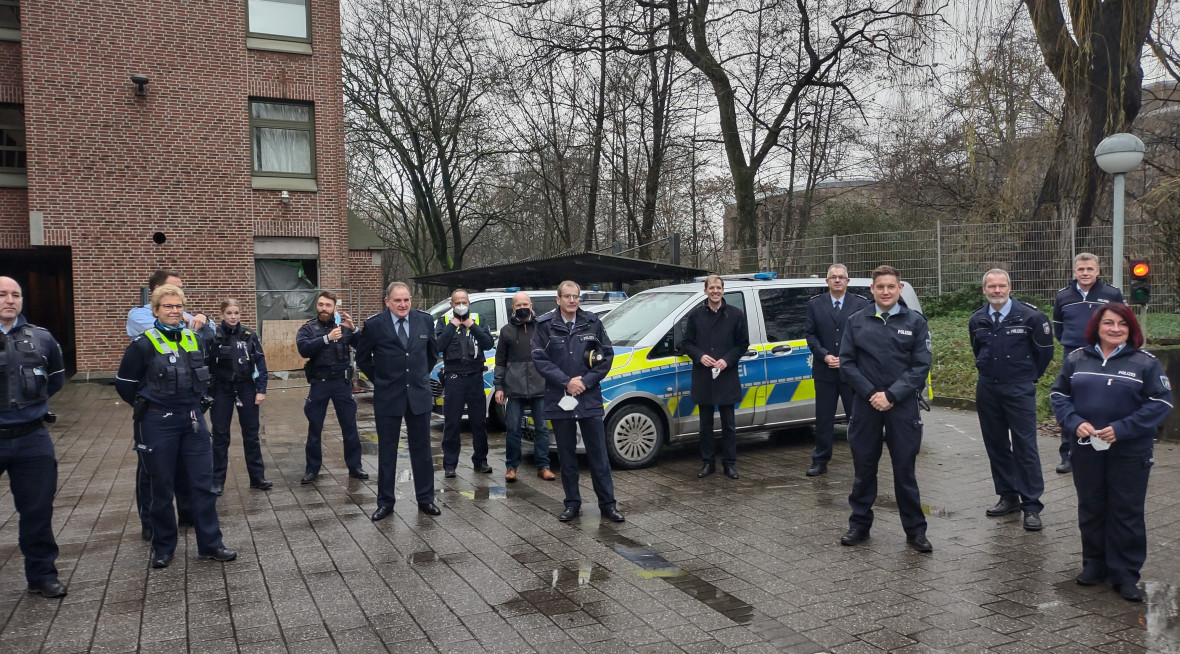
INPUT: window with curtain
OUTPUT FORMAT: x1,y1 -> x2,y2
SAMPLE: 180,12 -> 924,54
247,0 -> 308,40
0,104 -> 26,171
250,100 -> 315,177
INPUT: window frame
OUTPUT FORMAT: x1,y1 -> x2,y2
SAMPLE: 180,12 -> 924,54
0,0 -> 19,41
0,102 -> 26,175
245,0 -> 311,44
249,98 -> 317,180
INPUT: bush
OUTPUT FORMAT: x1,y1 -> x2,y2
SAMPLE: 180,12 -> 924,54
921,285 -> 1051,318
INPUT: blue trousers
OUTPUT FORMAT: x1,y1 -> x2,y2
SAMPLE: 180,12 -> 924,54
812,377 -> 855,464
698,404 -> 737,465
846,395 -> 926,536
135,420 -> 193,528
210,383 -> 265,485
441,373 -> 488,469
375,411 -> 435,507
304,377 -> 363,475
504,396 -> 551,470
136,408 -> 224,557
976,381 -> 1043,512
552,417 -> 616,513
1072,443 -> 1153,586
0,426 -> 60,585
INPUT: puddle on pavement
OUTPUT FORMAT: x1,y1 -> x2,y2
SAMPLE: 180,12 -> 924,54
549,562 -> 609,588
459,486 -> 506,500
1144,581 -> 1180,652
874,495 -> 953,518
407,551 -> 439,564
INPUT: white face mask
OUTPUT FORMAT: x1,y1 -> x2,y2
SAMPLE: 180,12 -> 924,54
558,395 -> 579,411
453,303 -> 469,317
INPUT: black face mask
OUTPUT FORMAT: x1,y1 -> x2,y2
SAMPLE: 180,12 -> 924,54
515,308 -> 532,321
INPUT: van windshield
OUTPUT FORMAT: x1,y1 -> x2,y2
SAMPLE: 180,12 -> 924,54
601,292 -> 695,346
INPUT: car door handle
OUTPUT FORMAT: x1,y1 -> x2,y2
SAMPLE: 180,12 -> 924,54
771,344 -> 793,355
742,349 -> 757,358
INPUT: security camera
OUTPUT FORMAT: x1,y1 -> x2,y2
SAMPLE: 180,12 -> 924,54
131,74 -> 149,96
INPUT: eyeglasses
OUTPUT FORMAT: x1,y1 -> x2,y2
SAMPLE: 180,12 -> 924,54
560,294 -> 580,300
827,275 -> 848,281
160,304 -> 184,311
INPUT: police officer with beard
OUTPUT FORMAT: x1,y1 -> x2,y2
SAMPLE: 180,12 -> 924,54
0,276 -> 68,598
437,289 -> 495,477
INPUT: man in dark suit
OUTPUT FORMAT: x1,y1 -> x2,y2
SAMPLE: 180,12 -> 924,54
355,281 -> 441,521
804,264 -> 869,477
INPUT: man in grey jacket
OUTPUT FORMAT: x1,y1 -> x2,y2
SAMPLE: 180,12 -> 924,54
494,292 -> 554,482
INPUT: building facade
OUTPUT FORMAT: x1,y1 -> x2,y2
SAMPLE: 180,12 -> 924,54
0,0 -> 381,375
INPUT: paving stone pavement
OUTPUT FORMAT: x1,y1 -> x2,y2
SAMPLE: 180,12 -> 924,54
1,381 -> 1178,653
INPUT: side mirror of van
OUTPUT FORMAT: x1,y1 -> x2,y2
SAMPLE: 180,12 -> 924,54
672,322 -> 686,354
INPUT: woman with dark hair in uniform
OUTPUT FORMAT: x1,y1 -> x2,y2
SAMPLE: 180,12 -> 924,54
208,298 -> 271,495
1050,302 -> 1172,602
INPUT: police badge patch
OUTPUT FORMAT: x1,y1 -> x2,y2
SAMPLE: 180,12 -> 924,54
1043,322 -> 1051,335
1162,375 -> 1172,391
926,337 -> 932,352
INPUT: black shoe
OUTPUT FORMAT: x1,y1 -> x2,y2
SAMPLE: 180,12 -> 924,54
986,497 -> 1021,517
199,547 -> 237,562
1075,569 -> 1106,586
211,484 -> 224,496
27,579 -> 68,598
806,462 -> 828,477
723,464 -> 739,479
697,462 -> 715,478
1023,511 -> 1043,531
1056,460 -> 1072,474
602,508 -> 625,522
300,472 -> 318,484
840,528 -> 870,546
418,503 -> 441,516
151,551 -> 173,569
1114,583 -> 1143,602
141,526 -> 151,541
348,468 -> 370,480
250,479 -> 273,490
474,463 -> 493,474
444,468 -> 457,478
907,534 -> 934,553
559,507 -> 581,522
371,505 -> 394,521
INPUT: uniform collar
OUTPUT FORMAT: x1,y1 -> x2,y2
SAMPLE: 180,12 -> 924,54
0,313 -> 25,334
989,298 -> 1013,321
875,302 -> 901,317
1095,342 -> 1127,362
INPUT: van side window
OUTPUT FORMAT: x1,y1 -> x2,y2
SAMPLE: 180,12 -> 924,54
650,291 -> 746,359
758,288 -> 817,342
470,299 -> 497,333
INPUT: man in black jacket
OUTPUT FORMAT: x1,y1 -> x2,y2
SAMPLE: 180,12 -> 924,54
494,291 -> 555,482
681,275 -> 749,479
437,289 -> 495,477
804,264 -> 869,477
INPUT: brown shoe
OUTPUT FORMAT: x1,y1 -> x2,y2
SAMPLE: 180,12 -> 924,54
538,468 -> 556,481
505,469 -> 517,483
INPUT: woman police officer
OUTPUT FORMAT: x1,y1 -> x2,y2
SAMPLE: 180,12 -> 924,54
208,298 -> 271,495
115,285 -> 236,569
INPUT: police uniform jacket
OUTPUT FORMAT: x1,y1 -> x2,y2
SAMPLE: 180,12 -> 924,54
969,301 -> 1054,383
296,318 -> 353,379
1,315 -> 65,428
355,309 -> 438,417
839,304 -> 931,404
494,314 -> 546,399
116,325 -> 211,410
1052,279 -> 1124,349
1050,345 -> 1172,459
805,292 -> 869,382
532,309 -> 613,420
436,316 -> 494,375
209,322 -> 268,395
681,299 -> 750,406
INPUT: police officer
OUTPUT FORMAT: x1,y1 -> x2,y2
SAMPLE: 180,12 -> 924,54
115,284 -> 236,568
208,298 -> 271,494
295,291 -> 368,484
970,269 -> 1054,531
437,289 -> 495,478
532,280 -> 624,523
1051,253 -> 1124,474
838,265 -> 933,553
0,277 -> 68,598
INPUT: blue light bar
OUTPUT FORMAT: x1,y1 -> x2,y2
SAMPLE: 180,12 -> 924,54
753,272 -> 778,280
505,286 -> 521,292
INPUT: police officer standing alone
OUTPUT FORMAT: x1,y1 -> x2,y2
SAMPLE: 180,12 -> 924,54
532,280 -> 624,523
0,276 -> 68,597
296,291 -> 368,484
970,269 -> 1054,531
804,264 -> 869,477
208,298 -> 271,494
437,289 -> 494,478
838,266 -> 933,552
494,291 -> 556,482
681,275 -> 749,479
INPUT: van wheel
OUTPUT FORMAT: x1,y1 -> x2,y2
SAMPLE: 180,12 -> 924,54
605,404 -> 664,469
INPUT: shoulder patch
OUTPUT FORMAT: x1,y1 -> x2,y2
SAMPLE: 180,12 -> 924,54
1042,322 -> 1051,335
1161,375 -> 1171,391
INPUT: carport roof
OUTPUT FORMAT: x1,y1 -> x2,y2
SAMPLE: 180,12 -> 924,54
411,252 -> 708,290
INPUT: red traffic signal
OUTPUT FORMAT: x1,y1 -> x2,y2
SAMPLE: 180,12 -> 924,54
1129,259 -> 1150,306
1131,261 -> 1149,279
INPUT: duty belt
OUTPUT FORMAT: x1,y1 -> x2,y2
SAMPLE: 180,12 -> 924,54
310,370 -> 349,383
0,417 -> 44,439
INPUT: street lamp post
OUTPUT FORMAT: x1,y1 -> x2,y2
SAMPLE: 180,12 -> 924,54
1094,133 -> 1145,290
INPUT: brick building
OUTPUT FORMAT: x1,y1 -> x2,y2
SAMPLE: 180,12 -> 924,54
0,0 -> 383,375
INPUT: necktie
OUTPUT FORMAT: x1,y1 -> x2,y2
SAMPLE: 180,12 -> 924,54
398,319 -> 408,346
834,300 -> 841,312
992,311 -> 1001,327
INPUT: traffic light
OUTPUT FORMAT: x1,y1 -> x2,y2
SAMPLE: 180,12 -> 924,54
1129,260 -> 1150,306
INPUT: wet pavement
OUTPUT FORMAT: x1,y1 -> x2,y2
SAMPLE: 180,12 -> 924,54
2,381 -> 1179,653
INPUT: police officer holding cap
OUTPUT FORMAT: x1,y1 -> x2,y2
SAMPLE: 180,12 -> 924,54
0,276 -> 68,598
437,288 -> 495,478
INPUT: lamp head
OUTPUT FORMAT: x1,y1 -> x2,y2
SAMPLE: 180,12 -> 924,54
1094,133 -> 1144,174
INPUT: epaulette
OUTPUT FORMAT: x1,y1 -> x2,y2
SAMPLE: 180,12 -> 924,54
1020,300 -> 1039,310
535,311 -> 555,322
365,313 -> 383,323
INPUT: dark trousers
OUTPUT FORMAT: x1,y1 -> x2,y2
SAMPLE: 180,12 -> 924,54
136,420 -> 193,529
1072,443 -> 1152,586
813,377 -> 855,464
210,383 -> 265,486
846,395 -> 926,536
0,427 -> 60,584
552,417 -> 616,512
976,381 -> 1043,512
136,408 -> 224,557
375,411 -> 434,507
698,404 -> 737,465
441,372 -> 489,469
505,396 -> 551,470
303,377 -> 363,475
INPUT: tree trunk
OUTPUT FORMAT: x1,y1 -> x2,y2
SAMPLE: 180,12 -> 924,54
583,0 -> 608,252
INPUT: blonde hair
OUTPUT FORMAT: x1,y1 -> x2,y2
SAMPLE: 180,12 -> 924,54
150,284 -> 185,311
219,298 -> 241,312
703,274 -> 724,289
